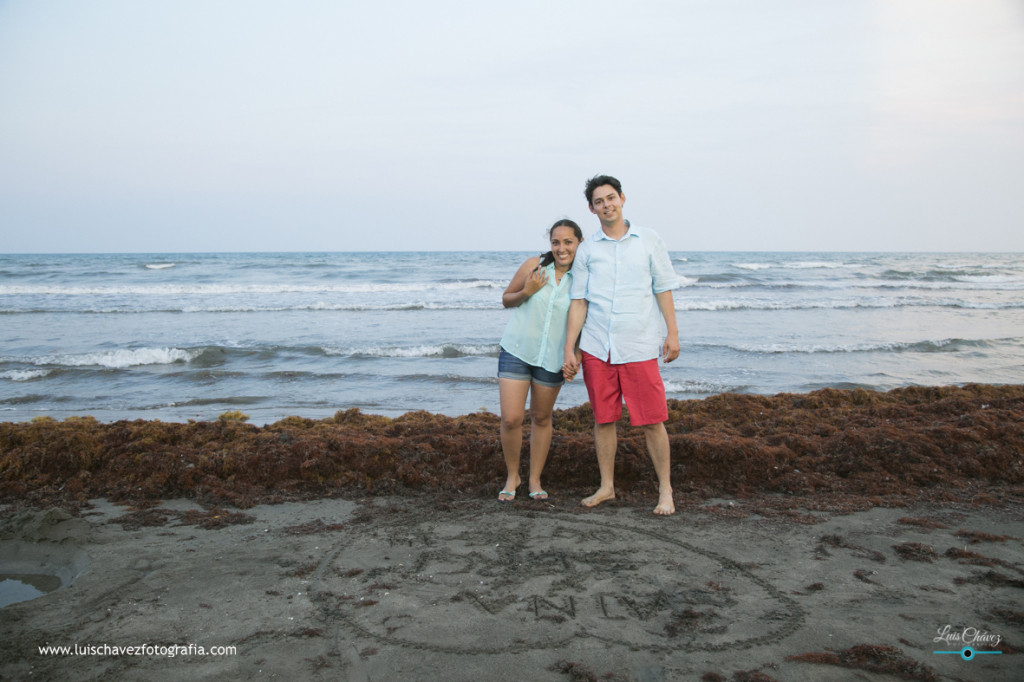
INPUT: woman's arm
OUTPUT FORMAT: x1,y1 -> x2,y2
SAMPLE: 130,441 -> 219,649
502,256 -> 546,308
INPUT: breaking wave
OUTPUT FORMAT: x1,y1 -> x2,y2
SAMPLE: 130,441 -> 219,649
28,348 -> 202,368
323,344 -> 500,359
0,281 -> 508,296
714,337 -> 1017,355
0,369 -> 51,381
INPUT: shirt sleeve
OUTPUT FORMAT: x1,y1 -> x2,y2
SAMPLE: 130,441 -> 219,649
569,241 -> 590,300
648,231 -> 679,293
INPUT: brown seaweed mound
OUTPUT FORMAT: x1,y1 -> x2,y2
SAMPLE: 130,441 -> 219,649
786,644 -> 937,681
1,384 -> 1023,508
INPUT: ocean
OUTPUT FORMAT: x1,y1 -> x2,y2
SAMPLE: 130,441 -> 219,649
1,251 -> 1022,425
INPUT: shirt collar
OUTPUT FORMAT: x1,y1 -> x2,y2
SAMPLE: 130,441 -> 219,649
593,221 -> 637,242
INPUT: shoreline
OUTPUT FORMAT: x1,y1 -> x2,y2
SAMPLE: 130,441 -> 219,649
5,380 -> 1024,428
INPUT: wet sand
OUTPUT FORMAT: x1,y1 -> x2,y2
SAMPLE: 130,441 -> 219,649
2,494 -> 1022,681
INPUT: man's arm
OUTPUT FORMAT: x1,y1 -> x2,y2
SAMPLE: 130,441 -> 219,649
562,298 -> 588,378
656,290 -> 679,363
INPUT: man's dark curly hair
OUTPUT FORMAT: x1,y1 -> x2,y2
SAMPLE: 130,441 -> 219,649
584,175 -> 623,205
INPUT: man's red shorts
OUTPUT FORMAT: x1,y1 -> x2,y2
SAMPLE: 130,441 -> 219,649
581,352 -> 668,426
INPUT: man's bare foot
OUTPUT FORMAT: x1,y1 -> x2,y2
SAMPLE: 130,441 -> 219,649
581,488 -> 615,508
653,493 -> 675,516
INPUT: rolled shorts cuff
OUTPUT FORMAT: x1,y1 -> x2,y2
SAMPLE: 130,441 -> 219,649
497,348 -> 564,387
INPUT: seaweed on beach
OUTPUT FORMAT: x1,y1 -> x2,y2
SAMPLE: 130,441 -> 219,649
2,384 -> 1023,507
854,569 -> 880,584
954,529 -> 1016,544
953,570 -> 1024,589
664,607 -> 716,637
897,517 -> 948,529
944,547 -> 1024,574
548,661 -> 626,682
786,644 -> 937,681
283,518 -> 346,535
892,542 -> 939,562
817,534 -> 886,562
108,506 -> 254,530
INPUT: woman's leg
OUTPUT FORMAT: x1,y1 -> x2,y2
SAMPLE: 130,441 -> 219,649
527,382 -> 562,497
498,378 -> 531,500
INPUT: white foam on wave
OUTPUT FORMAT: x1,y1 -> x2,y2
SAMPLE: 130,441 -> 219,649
689,279 -> 1024,292
675,298 -> 899,311
731,263 -> 772,270
0,369 -> 51,381
951,274 -> 1021,284
30,347 -> 201,368
0,281 -> 508,296
782,261 -> 850,269
323,344 -> 499,358
145,263 -> 175,270
730,341 -> 906,354
663,379 -> 731,394
716,337 -> 1009,354
671,297 -> 1024,311
178,301 -> 498,313
862,280 -> 1024,291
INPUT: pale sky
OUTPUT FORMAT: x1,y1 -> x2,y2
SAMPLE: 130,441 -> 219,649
1,0 -> 1022,253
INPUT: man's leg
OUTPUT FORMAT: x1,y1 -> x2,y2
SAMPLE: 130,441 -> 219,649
580,352 -> 622,508
582,421 -> 617,507
620,358 -> 674,515
641,422 -> 675,515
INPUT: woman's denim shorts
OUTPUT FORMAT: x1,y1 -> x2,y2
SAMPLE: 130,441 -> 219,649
497,348 -> 564,388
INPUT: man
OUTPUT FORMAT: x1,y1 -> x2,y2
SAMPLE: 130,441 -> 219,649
562,175 -> 680,515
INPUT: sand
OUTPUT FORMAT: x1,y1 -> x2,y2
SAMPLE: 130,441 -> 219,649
2,494 -> 1022,681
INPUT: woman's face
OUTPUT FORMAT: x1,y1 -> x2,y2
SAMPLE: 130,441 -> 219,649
550,226 -> 580,268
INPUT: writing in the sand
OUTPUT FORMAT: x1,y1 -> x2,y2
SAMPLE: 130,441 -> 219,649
471,591 -> 702,622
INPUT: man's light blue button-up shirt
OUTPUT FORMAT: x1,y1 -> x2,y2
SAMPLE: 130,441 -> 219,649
569,225 -> 679,364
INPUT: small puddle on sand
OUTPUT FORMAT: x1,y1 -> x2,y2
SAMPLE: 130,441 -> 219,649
0,573 -> 63,608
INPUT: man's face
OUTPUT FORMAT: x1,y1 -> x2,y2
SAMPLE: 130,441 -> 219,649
589,185 -> 625,225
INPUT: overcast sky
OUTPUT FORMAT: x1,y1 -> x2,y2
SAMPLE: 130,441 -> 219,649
1,0 -> 1022,253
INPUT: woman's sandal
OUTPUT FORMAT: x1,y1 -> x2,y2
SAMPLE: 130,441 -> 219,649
528,491 -> 548,500
498,490 -> 516,503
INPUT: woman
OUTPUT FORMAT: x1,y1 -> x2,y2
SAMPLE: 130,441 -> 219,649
497,219 -> 583,502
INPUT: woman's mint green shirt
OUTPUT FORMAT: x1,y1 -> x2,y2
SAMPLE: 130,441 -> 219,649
499,263 -> 573,373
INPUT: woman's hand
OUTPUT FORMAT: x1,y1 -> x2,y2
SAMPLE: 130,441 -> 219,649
562,346 -> 579,381
563,348 -> 583,382
502,257 -> 545,308
521,266 -> 548,297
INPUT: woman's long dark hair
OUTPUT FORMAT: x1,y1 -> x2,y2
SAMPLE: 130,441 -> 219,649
539,219 -> 583,267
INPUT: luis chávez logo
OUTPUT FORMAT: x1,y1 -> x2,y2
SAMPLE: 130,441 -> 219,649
932,624 -> 1002,660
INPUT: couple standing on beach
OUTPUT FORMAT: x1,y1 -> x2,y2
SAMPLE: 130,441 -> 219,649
497,175 -> 680,515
